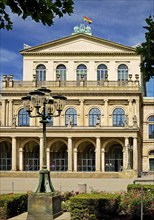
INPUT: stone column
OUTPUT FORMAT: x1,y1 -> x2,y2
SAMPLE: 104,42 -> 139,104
12,137 -> 17,171
95,137 -> 101,172
124,137 -> 129,169
133,137 -> 138,170
101,148 -> 105,172
47,148 -> 50,170
74,148 -> 77,172
67,137 -> 73,171
104,99 -> 108,126
19,147 -> 24,171
39,137 -> 43,170
9,99 -> 13,126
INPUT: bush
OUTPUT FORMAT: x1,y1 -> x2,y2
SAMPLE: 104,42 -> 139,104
127,184 -> 154,193
0,193 -> 28,219
70,193 -> 120,220
119,190 -> 154,220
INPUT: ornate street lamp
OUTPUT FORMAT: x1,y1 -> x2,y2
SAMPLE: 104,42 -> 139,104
21,87 -> 67,219
127,144 -> 133,170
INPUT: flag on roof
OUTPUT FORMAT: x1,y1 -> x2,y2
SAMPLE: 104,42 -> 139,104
83,16 -> 92,24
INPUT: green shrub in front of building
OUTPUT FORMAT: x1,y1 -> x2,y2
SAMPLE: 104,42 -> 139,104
119,189 -> 154,220
69,193 -> 120,220
127,184 -> 154,193
0,193 -> 28,219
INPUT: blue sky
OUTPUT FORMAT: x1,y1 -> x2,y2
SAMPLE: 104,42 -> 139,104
0,0 -> 154,96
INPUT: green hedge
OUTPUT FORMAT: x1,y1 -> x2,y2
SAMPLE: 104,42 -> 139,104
127,184 -> 154,193
70,193 -> 120,220
0,193 -> 28,219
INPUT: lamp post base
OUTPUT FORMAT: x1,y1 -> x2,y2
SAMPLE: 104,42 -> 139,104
26,193 -> 62,220
35,169 -> 55,193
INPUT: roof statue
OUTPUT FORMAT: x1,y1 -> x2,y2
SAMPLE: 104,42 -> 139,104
72,23 -> 92,36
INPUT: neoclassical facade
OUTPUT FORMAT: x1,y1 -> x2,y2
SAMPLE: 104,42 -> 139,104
0,24 -> 154,177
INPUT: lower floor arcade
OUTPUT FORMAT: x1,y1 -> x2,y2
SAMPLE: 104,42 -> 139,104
0,135 -> 144,173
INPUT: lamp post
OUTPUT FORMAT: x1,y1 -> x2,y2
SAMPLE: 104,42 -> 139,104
127,144 -> 133,170
21,87 -> 67,219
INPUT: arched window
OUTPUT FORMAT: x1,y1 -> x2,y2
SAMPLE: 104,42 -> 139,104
36,64 -> 46,81
56,64 -> 66,81
118,64 -> 128,81
113,108 -> 125,127
18,108 -> 30,126
65,108 -> 77,126
148,116 -> 154,139
97,64 -> 107,81
76,64 -> 87,81
89,108 -> 101,126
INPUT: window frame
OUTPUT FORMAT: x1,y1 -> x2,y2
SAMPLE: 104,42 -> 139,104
97,64 -> 107,81
18,108 -> 30,127
56,64 -> 66,81
65,108 -> 77,126
118,64 -> 128,81
113,108 -> 125,127
89,108 -> 101,127
148,116 -> 154,139
36,64 -> 46,81
76,64 -> 87,81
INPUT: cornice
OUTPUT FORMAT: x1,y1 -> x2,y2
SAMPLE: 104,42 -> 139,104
20,51 -> 137,56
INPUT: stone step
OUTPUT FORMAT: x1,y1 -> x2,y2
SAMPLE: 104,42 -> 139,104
0,171 -> 137,178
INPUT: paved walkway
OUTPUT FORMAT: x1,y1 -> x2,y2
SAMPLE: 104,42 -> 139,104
0,177 -> 136,194
8,212 -> 70,220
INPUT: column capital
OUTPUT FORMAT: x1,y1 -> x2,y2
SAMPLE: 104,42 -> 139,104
79,98 -> 84,103
19,147 -> 23,152
74,148 -> 77,153
128,99 -> 133,103
46,148 -> 50,152
101,148 -> 105,153
95,136 -> 101,139
104,99 -> 109,103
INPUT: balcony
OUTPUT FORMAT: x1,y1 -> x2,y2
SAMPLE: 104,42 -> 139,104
2,78 -> 140,93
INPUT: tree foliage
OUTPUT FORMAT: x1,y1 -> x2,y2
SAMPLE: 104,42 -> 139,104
136,15 -> 154,82
0,0 -> 74,30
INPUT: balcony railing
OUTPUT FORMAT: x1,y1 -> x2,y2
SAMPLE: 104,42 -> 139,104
2,79 -> 140,89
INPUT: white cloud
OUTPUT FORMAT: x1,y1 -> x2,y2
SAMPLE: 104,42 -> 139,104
0,48 -> 20,63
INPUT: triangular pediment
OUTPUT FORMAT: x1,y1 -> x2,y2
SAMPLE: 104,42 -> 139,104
20,33 -> 136,55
